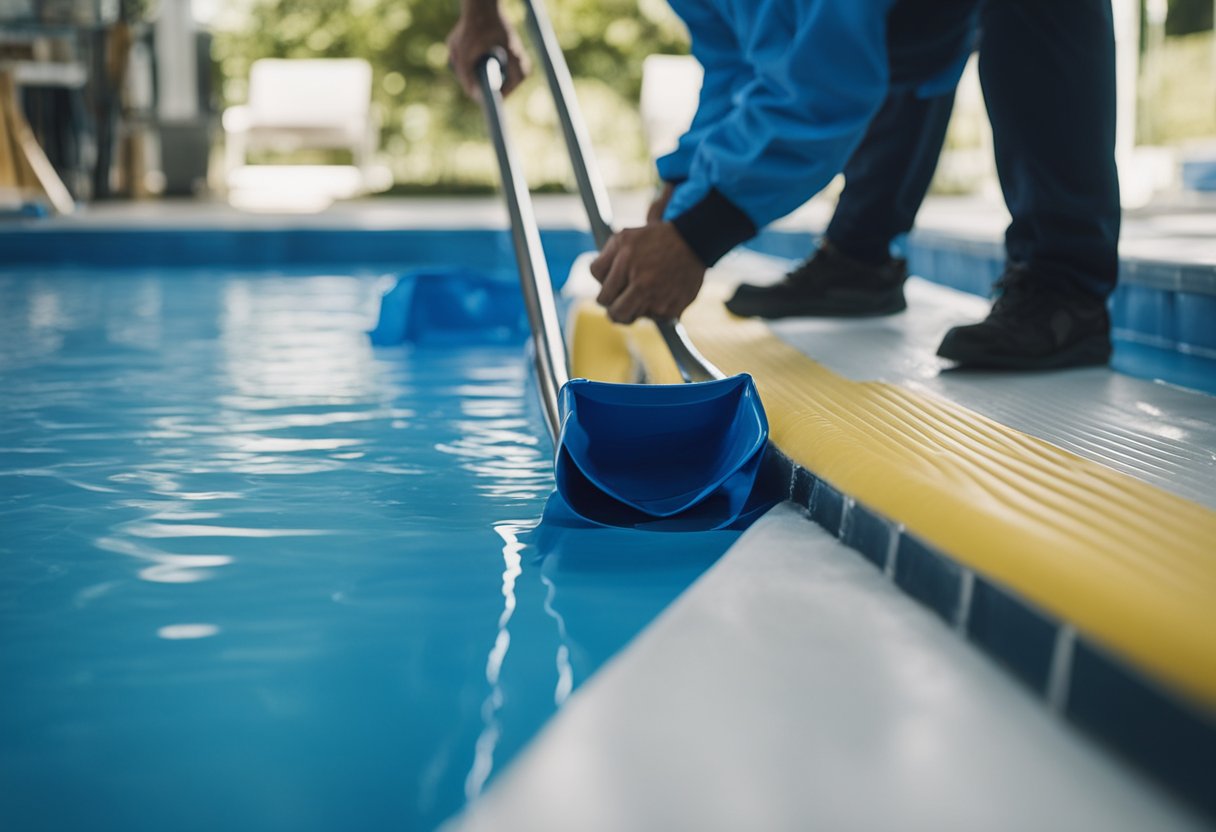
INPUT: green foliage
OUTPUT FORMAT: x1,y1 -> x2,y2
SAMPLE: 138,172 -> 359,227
212,0 -> 689,190
120,0 -> 157,23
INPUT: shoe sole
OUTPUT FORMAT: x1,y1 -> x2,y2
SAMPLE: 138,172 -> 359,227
936,333 -> 1113,370
725,294 -> 907,320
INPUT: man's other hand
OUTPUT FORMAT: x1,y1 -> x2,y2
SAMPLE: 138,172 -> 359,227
447,5 -> 528,99
589,224 -> 706,325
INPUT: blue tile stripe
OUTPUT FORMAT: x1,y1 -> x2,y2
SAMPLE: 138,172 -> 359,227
767,449 -> 1216,820
0,226 -> 595,289
1181,158 -> 1216,192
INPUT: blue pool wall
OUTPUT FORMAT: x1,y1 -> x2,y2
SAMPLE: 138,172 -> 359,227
747,227 -> 1216,396
3,221 -> 1212,394
0,227 -> 593,287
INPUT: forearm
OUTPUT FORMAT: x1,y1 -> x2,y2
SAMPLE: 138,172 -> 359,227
447,0 -> 528,97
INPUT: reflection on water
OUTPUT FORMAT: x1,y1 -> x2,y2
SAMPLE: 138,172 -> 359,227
464,520 -> 529,802
158,623 -> 221,640
542,573 -> 576,707
0,267 -> 735,832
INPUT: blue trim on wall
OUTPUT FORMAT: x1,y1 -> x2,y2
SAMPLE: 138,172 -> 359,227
1181,158 -> 1216,193
0,227 -> 595,292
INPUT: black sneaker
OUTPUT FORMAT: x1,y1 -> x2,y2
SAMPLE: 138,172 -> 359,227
936,266 -> 1113,370
725,240 -> 908,319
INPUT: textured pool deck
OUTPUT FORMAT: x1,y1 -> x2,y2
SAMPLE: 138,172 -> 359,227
721,249 -> 1216,510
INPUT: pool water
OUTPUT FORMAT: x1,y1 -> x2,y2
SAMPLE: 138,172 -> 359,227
0,268 -> 738,831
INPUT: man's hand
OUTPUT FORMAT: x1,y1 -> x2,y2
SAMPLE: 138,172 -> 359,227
646,181 -> 676,225
589,223 -> 706,325
446,2 -> 528,99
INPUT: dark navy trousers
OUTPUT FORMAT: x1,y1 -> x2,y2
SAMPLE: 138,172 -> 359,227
828,0 -> 1120,299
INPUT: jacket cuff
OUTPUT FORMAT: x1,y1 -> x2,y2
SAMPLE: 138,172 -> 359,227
670,188 -> 758,266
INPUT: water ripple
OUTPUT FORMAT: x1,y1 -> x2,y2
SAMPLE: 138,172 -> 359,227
93,535 -> 234,584
0,268 -> 681,831
120,522 -> 332,539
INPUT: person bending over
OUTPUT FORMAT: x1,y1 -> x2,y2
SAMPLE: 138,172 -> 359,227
447,0 -> 1119,370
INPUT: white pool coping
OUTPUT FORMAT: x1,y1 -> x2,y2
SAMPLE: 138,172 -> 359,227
447,503 -> 1206,831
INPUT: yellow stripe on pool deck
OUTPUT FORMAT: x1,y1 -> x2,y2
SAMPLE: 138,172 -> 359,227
568,296 -> 1216,713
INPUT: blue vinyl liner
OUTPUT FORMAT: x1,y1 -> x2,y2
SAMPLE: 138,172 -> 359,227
0,227 -> 593,276
0,265 -> 750,830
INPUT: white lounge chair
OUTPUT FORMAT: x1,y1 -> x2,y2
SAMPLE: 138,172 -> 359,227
639,55 -> 702,165
222,58 -> 383,200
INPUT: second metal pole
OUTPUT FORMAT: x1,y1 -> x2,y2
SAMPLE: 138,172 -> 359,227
522,0 -> 723,383
478,53 -> 570,441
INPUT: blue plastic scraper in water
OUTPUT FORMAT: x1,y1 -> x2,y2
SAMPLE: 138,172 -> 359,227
556,376 -> 771,530
476,37 -> 775,531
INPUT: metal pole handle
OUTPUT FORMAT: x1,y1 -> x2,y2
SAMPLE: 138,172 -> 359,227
519,0 -> 614,251
521,0 -> 724,383
478,51 -> 570,441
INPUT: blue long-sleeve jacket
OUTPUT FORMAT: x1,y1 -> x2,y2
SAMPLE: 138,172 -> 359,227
659,0 -> 973,265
